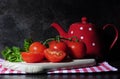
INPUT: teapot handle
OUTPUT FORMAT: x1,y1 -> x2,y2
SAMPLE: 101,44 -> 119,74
103,24 -> 119,50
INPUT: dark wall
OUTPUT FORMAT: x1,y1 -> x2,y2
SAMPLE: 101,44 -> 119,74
0,0 -> 120,60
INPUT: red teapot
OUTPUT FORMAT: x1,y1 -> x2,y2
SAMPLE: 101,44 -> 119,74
51,17 -> 118,57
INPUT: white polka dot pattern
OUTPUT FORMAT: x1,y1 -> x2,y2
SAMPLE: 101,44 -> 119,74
80,36 -> 84,40
92,42 -> 96,46
71,30 -> 74,34
70,26 -> 96,47
80,27 -> 83,30
88,27 -> 92,31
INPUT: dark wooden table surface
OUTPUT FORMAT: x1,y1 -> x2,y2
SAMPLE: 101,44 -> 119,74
0,72 -> 120,79
0,60 -> 120,79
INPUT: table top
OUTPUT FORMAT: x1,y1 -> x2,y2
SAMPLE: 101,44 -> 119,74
0,72 -> 120,79
0,60 -> 120,79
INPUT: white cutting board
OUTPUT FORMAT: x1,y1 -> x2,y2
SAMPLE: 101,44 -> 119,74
2,59 -> 96,73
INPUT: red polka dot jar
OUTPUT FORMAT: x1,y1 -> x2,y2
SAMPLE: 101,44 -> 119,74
51,17 -> 118,57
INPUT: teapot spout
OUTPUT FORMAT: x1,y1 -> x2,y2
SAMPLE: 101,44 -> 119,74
51,22 -> 68,38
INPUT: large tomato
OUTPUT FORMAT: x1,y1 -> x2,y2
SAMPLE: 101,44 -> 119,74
21,52 -> 44,63
44,48 -> 66,62
67,41 -> 87,59
29,42 -> 46,54
48,40 -> 67,52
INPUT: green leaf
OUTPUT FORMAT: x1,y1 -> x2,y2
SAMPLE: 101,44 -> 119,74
1,38 -> 33,62
23,38 -> 33,52
1,46 -> 23,62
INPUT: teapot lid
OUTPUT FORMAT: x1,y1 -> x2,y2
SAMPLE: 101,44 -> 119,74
80,17 -> 93,26
81,17 -> 87,24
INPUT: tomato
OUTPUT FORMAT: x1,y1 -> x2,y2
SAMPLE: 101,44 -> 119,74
49,40 -> 67,52
44,48 -> 66,62
21,52 -> 44,63
29,42 -> 46,54
67,41 -> 86,59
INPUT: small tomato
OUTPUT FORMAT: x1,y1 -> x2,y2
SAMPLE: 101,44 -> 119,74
49,40 -> 67,52
67,41 -> 86,59
29,42 -> 46,54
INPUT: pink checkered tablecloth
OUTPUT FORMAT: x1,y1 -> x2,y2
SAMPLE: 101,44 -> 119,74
0,58 -> 118,74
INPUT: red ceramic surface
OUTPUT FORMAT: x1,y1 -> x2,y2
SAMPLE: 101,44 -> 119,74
51,17 -> 118,57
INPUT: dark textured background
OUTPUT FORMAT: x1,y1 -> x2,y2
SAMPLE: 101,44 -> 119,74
0,0 -> 120,60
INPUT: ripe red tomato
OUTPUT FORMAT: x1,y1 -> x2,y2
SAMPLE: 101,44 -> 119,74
44,48 -> 66,62
29,42 -> 46,54
48,40 -> 67,52
21,52 -> 44,63
67,41 -> 86,59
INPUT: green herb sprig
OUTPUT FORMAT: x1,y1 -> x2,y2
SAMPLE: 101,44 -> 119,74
1,38 -> 33,62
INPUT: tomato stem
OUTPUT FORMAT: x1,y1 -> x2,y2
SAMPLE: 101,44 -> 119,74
56,35 -> 61,42
70,36 -> 79,42
43,35 -> 79,47
60,36 -> 71,41
43,35 -> 62,47
43,38 -> 55,46
60,36 -> 79,42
